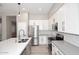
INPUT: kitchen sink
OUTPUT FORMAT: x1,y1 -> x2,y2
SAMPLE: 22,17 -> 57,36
18,39 -> 28,43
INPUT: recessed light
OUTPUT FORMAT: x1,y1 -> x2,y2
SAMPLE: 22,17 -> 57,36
18,14 -> 20,16
22,8 -> 25,10
38,8 -> 42,11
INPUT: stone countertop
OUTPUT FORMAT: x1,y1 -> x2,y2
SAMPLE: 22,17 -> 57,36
52,41 -> 79,55
0,37 -> 32,55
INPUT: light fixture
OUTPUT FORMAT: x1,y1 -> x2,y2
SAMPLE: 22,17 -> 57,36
22,8 -> 25,10
18,12 -> 20,16
38,8 -> 42,11
18,3 -> 21,16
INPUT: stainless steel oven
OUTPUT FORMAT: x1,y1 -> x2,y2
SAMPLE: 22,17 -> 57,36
48,37 -> 56,55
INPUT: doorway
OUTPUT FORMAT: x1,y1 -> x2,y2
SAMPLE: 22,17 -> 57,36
6,16 -> 17,39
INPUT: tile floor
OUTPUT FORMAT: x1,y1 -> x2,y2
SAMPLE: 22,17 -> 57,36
31,45 -> 49,55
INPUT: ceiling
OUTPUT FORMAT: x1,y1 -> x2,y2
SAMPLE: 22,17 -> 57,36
0,3 -> 54,15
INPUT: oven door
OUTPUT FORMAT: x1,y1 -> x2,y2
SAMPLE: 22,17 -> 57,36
48,43 -> 52,55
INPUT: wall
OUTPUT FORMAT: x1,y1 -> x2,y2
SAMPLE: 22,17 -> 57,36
49,3 -> 79,47
29,20 -> 49,30
10,16 -> 16,34
2,16 -> 7,40
29,14 -> 48,20
6,16 -> 16,39
29,14 -> 49,30
6,16 -> 12,39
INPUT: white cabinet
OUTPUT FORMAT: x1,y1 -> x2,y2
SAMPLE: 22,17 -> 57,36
52,43 -> 63,55
52,43 -> 57,55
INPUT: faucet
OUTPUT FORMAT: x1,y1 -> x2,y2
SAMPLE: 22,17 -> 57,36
18,29 -> 26,42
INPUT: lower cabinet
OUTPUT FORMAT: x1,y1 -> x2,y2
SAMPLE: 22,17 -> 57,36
21,40 -> 32,55
52,43 -> 63,55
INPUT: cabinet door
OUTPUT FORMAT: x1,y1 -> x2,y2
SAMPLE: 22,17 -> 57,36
52,43 -> 56,55
52,47 -> 55,55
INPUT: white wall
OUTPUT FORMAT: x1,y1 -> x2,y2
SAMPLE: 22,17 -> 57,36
29,14 -> 48,20
6,16 -> 16,39
29,20 -> 49,30
29,14 -> 49,30
2,16 -> 7,40
11,17 -> 16,33
6,16 -> 12,39
49,3 -> 79,47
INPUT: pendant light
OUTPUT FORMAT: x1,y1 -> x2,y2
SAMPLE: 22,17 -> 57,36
18,3 -> 21,16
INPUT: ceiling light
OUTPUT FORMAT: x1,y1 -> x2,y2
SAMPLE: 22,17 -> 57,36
17,3 -> 21,16
18,11 -> 20,16
38,8 -> 42,11
18,14 -> 20,16
22,8 -> 25,10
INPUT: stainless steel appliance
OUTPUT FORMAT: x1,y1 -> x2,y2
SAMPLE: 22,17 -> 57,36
48,37 -> 55,55
33,25 -> 39,45
52,23 -> 58,31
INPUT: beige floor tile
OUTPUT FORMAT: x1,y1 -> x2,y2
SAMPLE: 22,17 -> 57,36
31,45 -> 49,55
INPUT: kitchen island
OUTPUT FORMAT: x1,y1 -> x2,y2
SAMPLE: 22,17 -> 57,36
0,37 -> 32,55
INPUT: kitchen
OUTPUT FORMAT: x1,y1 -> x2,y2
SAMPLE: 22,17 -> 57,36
0,3 -> 79,55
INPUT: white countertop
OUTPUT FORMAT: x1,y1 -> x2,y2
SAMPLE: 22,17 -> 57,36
52,41 -> 79,55
0,37 -> 32,55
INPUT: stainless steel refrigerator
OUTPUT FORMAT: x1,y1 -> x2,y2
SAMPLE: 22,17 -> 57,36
33,25 -> 39,46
